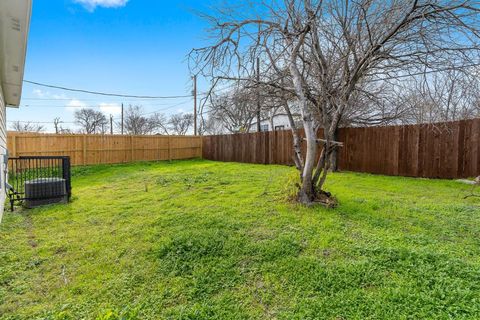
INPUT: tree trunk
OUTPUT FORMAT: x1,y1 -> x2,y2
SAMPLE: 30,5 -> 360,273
283,102 -> 303,172
330,128 -> 339,172
288,57 -> 318,204
306,121 -> 339,206
298,120 -> 317,204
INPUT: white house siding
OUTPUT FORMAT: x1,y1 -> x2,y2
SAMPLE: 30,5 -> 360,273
0,87 -> 6,221
250,114 -> 295,132
0,0 -> 32,221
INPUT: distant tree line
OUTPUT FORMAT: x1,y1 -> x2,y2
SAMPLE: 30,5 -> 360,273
10,121 -> 45,133
10,105 -> 195,135
73,106 -> 194,135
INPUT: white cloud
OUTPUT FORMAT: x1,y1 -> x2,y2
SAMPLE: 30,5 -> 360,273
65,100 -> 121,116
74,0 -> 129,11
99,102 -> 122,116
52,93 -> 68,100
32,89 -> 47,98
32,89 -> 68,100
67,99 -> 87,112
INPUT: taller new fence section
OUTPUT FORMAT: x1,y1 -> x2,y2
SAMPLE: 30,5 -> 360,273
7,132 -> 202,166
202,119 -> 480,179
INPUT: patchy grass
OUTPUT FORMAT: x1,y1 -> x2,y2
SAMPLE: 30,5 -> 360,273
1,159 -> 479,319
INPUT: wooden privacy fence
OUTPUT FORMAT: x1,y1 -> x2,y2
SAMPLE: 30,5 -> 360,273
7,132 -> 202,166
202,118 -> 480,179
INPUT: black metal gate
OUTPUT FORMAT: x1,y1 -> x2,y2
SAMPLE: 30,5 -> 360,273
7,156 -> 71,210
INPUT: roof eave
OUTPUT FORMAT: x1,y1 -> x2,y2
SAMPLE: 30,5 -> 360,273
0,0 -> 32,108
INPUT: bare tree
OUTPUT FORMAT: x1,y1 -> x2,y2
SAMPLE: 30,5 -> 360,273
169,113 -> 194,135
53,117 -> 61,134
58,127 -> 72,134
53,117 -> 73,134
10,121 -> 45,133
74,108 -> 108,134
122,105 -> 166,135
395,70 -> 480,124
200,115 -> 226,135
208,86 -> 260,133
124,105 -> 148,135
150,112 -> 170,135
191,0 -> 480,205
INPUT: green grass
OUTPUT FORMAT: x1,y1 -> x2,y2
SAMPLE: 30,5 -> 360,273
1,159 -> 479,319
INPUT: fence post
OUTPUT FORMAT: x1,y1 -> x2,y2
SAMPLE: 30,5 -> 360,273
130,135 -> 134,162
167,136 -> 172,161
11,134 -> 17,157
83,135 -> 87,165
264,132 -> 269,164
272,130 -> 277,164
62,157 -> 72,200
393,127 -> 400,176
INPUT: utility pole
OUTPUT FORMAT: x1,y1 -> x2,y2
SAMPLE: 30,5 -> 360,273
193,74 -> 197,136
121,103 -> 124,135
256,57 -> 261,132
110,115 -> 113,135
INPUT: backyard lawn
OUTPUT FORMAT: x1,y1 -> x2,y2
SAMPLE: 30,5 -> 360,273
1,159 -> 479,319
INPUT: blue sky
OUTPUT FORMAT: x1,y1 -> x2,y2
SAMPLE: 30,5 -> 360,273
8,0 -> 212,132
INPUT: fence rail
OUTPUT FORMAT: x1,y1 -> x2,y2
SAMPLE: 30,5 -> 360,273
202,119 -> 480,179
7,132 -> 202,166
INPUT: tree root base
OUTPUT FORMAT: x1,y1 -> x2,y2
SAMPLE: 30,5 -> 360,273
297,190 -> 338,208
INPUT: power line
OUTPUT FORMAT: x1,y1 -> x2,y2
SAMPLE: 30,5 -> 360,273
8,120 -> 76,124
22,80 -> 240,101
22,97 -> 183,102
21,105 -> 119,108
8,100 -> 192,126
21,97 -> 191,103
137,100 -> 193,116
20,100 -> 192,108
23,80 -> 194,99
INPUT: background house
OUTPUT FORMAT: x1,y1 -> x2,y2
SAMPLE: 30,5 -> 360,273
0,0 -> 32,219
249,113 -> 302,132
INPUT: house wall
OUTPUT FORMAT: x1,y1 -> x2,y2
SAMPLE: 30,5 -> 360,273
250,114 -> 293,132
0,86 -> 6,220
